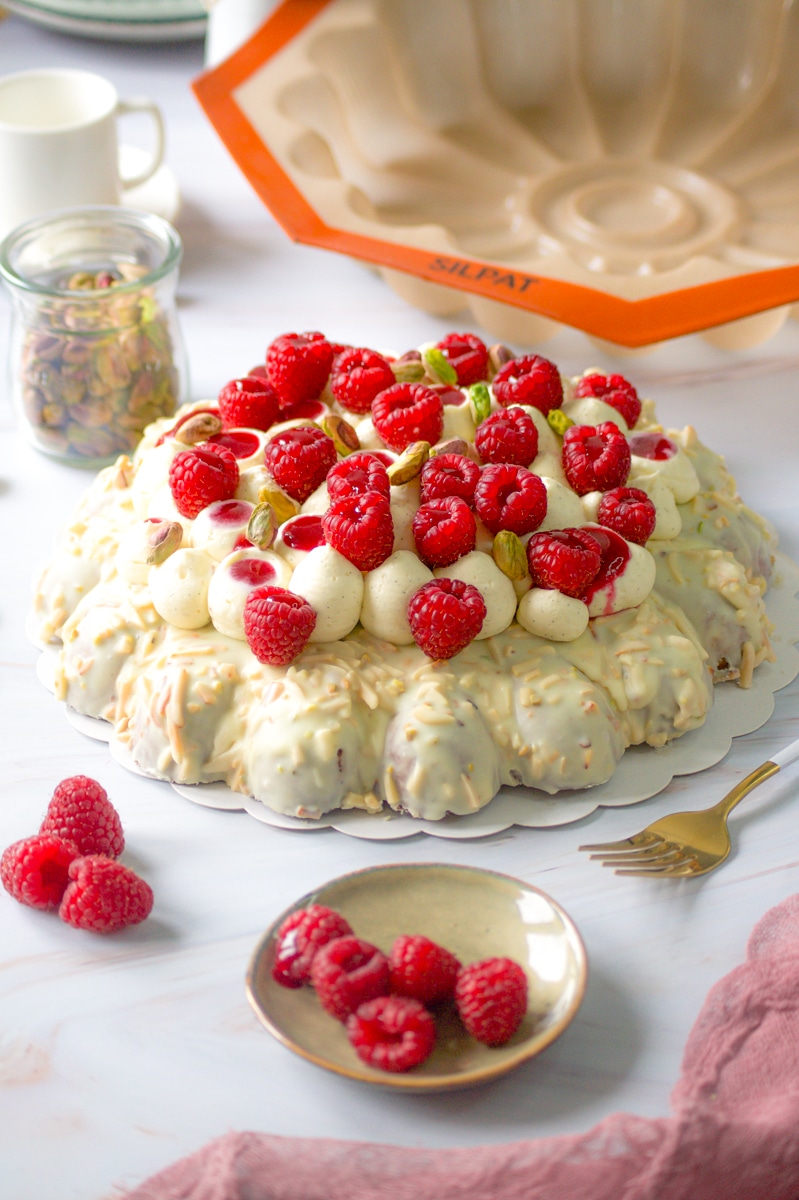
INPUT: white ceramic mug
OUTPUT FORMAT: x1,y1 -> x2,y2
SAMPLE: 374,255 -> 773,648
0,68 -> 165,237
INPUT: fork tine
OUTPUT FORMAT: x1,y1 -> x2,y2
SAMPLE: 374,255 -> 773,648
578,832 -> 660,853
614,857 -> 698,877
591,842 -> 682,866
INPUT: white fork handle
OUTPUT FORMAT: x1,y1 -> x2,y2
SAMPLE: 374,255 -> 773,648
770,735 -> 799,769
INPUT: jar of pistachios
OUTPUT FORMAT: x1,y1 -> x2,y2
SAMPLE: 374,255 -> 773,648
0,206 -> 186,467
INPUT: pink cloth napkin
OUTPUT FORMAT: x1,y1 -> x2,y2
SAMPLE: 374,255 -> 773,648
128,894 -> 799,1200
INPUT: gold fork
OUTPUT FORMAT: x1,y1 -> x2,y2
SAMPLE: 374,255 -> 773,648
579,739 -> 799,877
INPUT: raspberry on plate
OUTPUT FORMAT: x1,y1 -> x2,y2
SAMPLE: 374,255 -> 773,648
407,577 -> 486,659
435,332 -> 489,387
263,426 -> 337,504
346,995 -> 436,1073
330,347 -> 395,414
454,957 -> 528,1046
492,354 -> 563,415
562,421 -> 631,495
412,495 -> 476,568
310,934 -> 391,1022
266,331 -> 334,410
473,463 -> 548,535
218,376 -> 280,431
40,775 -> 124,858
272,904 -> 353,988
168,443 -> 239,520
597,486 -> 656,545
475,406 -> 539,467
575,372 -> 641,429
59,855 -> 153,934
326,452 -> 390,502
389,934 -> 461,1004
322,490 -> 394,572
1,834 -> 78,910
526,527 -> 602,598
243,585 -> 317,665
419,452 -> 481,507
371,382 -> 443,452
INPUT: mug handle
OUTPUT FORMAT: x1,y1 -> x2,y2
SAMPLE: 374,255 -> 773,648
116,98 -> 166,190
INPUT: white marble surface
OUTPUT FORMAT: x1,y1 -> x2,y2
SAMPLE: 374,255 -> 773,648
2,14 -> 799,1200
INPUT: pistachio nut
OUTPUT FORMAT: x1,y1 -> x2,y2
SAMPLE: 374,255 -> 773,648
258,483 -> 300,525
422,346 -> 458,387
391,358 -> 426,383
468,382 -> 491,425
492,530 -> 528,581
320,413 -> 360,456
387,440 -> 430,485
547,409 -> 574,437
246,502 -> 278,550
175,411 -> 224,446
430,437 -> 471,459
145,521 -> 183,565
488,343 -> 514,374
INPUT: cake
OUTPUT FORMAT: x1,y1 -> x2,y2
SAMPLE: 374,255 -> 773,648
32,332 -> 777,822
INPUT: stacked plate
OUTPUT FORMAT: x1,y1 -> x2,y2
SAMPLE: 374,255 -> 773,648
3,0 -> 207,40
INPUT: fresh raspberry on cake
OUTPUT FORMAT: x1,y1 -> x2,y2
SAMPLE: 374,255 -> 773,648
407,577 -> 486,659
473,463 -> 547,535
419,452 -> 481,507
475,406 -> 539,466
562,421 -> 631,495
243,585 -> 316,665
346,995 -> 436,1072
272,904 -> 354,988
330,347 -> 395,414
436,332 -> 489,386
597,487 -> 656,545
168,443 -> 239,519
526,527 -> 602,598
218,376 -> 280,431
389,934 -> 461,1004
322,490 -> 394,572
454,957 -> 528,1046
575,372 -> 641,429
412,495 -> 476,568
310,935 -> 391,1022
40,775 -> 124,858
1,834 -> 78,910
371,383 -> 443,451
492,354 -> 563,415
263,426 -> 337,504
59,855 -> 153,934
326,452 -> 390,502
266,331 -> 334,410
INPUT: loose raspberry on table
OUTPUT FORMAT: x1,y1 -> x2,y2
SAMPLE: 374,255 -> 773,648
473,463 -> 548,535
266,332 -> 334,410
562,421 -> 631,495
389,934 -> 461,1004
168,443 -> 239,520
575,372 -> 641,429
454,957 -> 528,1046
346,995 -> 436,1073
243,585 -> 316,666
420,452 -> 481,507
59,855 -> 153,934
272,904 -> 354,988
475,406 -> 539,467
310,935 -> 391,1022
326,452 -> 390,502
407,577 -> 486,660
218,376 -> 280,432
492,354 -> 563,415
412,495 -> 476,568
263,426 -> 337,504
597,486 -> 656,545
371,383 -> 443,452
330,347 -> 395,414
322,490 -> 394,572
526,528 -> 601,598
1,834 -> 78,910
40,776 -> 124,859
436,332 -> 489,387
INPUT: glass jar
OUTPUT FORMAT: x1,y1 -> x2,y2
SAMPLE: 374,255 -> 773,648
0,205 -> 187,468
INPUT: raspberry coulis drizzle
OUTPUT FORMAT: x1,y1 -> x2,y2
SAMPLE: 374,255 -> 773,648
229,559 -> 277,585
207,430 -> 261,460
281,515 -> 325,552
209,500 -> 252,525
582,527 -> 630,610
628,432 -> 675,461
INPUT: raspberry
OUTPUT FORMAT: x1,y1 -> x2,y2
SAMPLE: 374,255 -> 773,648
475,406 -> 539,467
322,491 -> 394,572
454,957 -> 528,1046
346,995 -> 436,1073
330,347 -> 395,414
526,527 -> 601,598
1,834 -> 78,910
243,585 -> 316,665
218,376 -> 280,431
562,421 -> 631,495
575,372 -> 641,429
372,383 -> 443,452
407,577 -> 486,659
59,855 -> 153,934
436,332 -> 489,386
266,331 -> 334,410
40,775 -> 124,858
597,486 -> 656,545
389,934 -> 461,1004
492,354 -> 563,415
310,935 -> 391,1022
326,452 -> 390,502
168,443 -> 239,520
263,426 -> 337,504
272,904 -> 353,988
412,495 -> 476,568
473,464 -> 547,535
420,452 -> 481,507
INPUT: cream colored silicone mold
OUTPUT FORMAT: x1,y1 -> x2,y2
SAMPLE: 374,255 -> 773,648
194,0 -> 799,350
